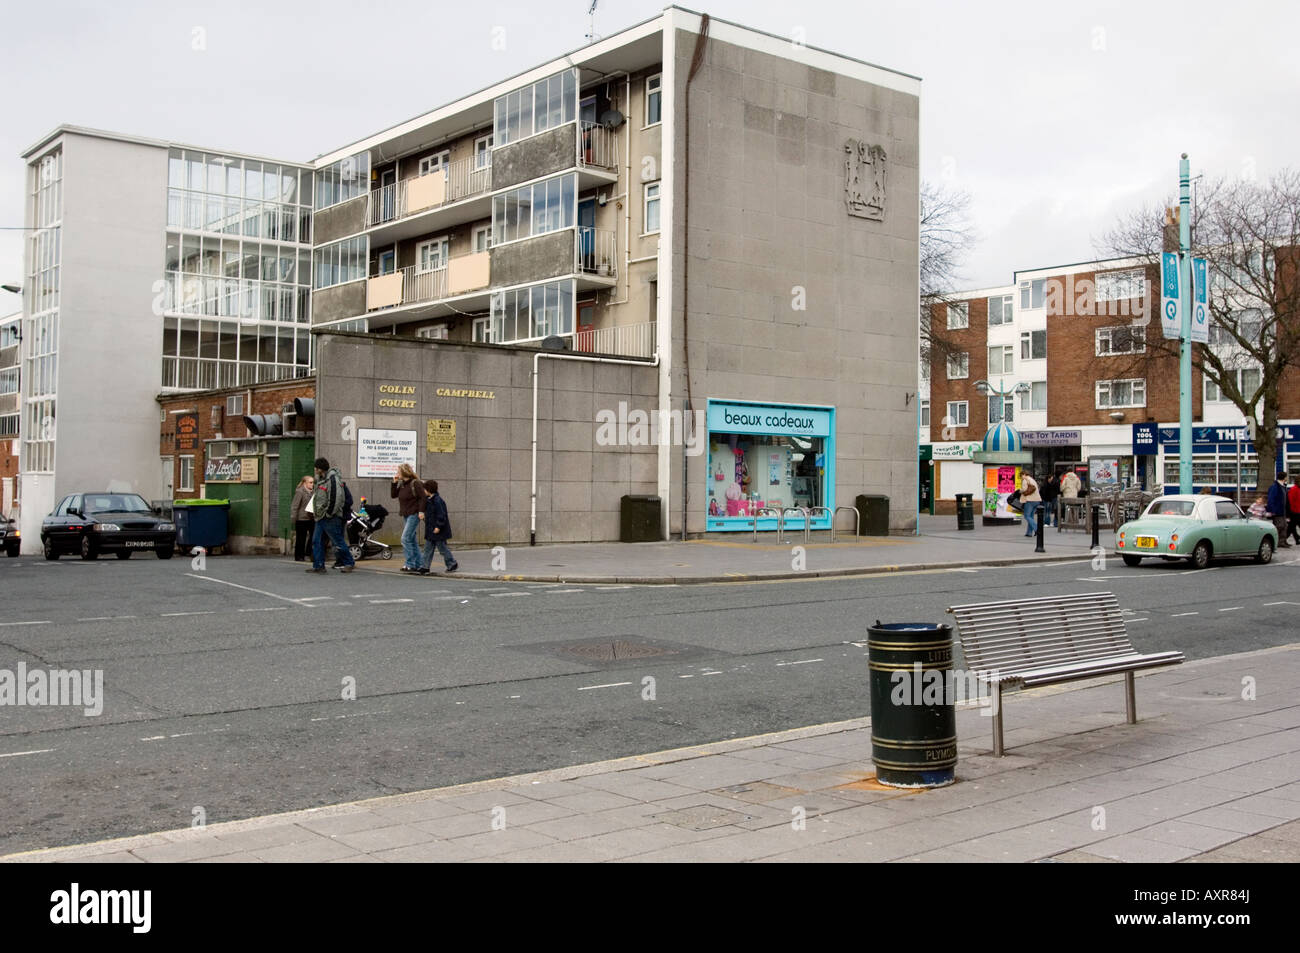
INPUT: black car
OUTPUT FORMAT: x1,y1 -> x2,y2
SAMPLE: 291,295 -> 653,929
1,512 -> 18,557
41,493 -> 176,561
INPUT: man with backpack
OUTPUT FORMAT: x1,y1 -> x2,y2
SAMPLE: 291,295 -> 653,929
308,456 -> 356,573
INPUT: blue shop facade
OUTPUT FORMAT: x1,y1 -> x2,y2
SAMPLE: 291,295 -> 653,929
704,399 -> 836,533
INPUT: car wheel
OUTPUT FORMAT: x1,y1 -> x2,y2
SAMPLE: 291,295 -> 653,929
380,548 -> 393,561
116,551 -> 132,560
1191,540 -> 1212,570
156,547 -> 174,560
349,544 -> 363,561
1256,536 -> 1274,565
43,537 -> 59,561
1121,554 -> 1142,567
80,536 -> 98,561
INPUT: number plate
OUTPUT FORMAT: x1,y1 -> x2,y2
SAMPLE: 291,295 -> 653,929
1136,536 -> 1157,549
125,540 -> 155,548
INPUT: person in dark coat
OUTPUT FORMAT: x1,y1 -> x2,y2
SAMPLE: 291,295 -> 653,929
290,474 -> 315,561
1267,471 -> 1292,548
1040,473 -> 1061,528
418,479 -> 458,575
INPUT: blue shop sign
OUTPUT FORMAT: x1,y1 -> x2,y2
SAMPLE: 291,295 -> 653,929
1132,422 -> 1158,453
1157,425 -> 1299,445
706,401 -> 833,437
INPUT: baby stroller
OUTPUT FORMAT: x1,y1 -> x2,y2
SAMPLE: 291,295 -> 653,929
345,500 -> 393,561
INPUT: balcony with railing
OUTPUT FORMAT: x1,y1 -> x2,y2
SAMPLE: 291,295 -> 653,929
365,251 -> 492,317
365,154 -> 493,241
577,121 -> 619,173
573,321 -> 656,359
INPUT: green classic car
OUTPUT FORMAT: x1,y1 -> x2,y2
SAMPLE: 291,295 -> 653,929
1115,494 -> 1278,569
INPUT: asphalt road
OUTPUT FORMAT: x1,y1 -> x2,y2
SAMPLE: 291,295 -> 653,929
1,548 -> 1298,853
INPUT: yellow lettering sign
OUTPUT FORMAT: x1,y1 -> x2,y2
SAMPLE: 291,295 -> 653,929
435,387 -> 495,399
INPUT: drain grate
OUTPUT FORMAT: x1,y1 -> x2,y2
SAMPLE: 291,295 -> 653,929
651,804 -> 753,830
561,639 -> 676,662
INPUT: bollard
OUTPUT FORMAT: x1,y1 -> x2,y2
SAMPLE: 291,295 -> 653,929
1035,511 -> 1045,553
1090,505 -> 1100,549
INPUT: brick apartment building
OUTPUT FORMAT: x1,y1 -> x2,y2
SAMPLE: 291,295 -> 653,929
921,257 -> 1300,512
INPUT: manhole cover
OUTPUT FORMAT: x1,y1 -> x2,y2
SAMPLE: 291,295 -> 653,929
714,781 -> 805,803
651,804 -> 752,830
508,636 -> 723,669
563,640 -> 676,662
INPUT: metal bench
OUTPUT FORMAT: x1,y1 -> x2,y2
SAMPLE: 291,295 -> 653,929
947,592 -> 1184,756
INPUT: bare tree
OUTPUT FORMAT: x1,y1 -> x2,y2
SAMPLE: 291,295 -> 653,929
920,182 -> 977,369
1098,169 -> 1300,485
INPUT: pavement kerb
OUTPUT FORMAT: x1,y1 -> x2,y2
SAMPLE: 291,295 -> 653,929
10,645 -> 1292,864
351,552 -> 1090,585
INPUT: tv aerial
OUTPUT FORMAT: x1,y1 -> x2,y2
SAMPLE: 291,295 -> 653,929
586,0 -> 600,44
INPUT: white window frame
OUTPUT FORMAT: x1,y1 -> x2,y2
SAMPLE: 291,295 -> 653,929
988,344 -> 1014,376
1206,367 -> 1262,403
472,316 -> 493,343
645,74 -> 662,127
988,394 -> 1015,424
416,325 -> 449,340
946,352 -> 969,380
226,394 -> 243,416
987,294 -> 1013,326
1095,268 -> 1146,302
1019,278 -> 1046,310
1020,381 -> 1047,411
1095,325 -> 1146,356
1095,378 -> 1147,409
416,237 -> 449,273
418,151 -> 451,177
919,399 -> 930,428
472,225 -> 492,254
947,302 -> 969,329
1019,329 -> 1047,361
945,401 -> 968,428
179,455 -> 195,492
643,182 -> 661,234
474,135 -> 493,169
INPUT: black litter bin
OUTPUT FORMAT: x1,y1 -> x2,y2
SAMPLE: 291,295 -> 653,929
173,499 -> 230,552
868,621 -> 957,788
955,493 -> 974,531
855,494 -> 890,536
620,495 -> 662,542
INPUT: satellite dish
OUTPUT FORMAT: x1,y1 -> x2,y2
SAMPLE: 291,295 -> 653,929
540,335 -> 569,351
600,109 -> 625,129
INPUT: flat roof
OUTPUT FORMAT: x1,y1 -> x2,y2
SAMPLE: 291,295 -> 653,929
21,124 -> 315,168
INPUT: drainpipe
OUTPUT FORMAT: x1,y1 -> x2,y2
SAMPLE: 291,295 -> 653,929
531,350 -> 660,546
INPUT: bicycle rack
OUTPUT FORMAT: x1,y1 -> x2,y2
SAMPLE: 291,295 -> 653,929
806,506 -> 832,540
831,505 -> 860,543
781,507 -> 809,545
751,506 -> 783,543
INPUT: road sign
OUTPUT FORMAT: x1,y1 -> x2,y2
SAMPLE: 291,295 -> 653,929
1190,257 -> 1209,344
1160,252 -> 1182,340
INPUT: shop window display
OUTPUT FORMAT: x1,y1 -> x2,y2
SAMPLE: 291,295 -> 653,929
706,433 -> 825,519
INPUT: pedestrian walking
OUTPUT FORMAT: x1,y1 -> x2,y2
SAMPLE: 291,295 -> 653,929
391,463 -> 429,572
1040,472 -> 1060,528
290,474 -> 315,561
418,480 -> 458,575
1021,471 -> 1042,537
1288,478 -> 1300,546
307,457 -> 355,573
1267,470 -> 1292,548
1060,470 -> 1081,499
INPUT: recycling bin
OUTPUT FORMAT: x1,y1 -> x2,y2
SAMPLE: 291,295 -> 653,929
868,621 -> 957,788
620,495 -> 663,542
173,499 -> 230,552
855,494 -> 890,536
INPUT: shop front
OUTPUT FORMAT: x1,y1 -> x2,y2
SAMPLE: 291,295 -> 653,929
1021,429 -> 1083,479
1144,423 -> 1300,500
705,399 -> 834,533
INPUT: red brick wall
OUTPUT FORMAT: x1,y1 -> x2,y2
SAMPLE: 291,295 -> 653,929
926,296 -> 989,441
1043,265 -> 1199,426
159,381 -> 315,499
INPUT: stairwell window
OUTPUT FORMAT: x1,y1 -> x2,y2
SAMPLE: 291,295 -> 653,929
644,182 -> 661,234
646,74 -> 662,126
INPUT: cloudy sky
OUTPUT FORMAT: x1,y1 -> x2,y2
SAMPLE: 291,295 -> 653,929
1,0 -> 1296,300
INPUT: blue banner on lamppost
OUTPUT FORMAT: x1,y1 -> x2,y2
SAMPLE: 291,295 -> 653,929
1160,251 -> 1182,340
1191,256 -> 1209,344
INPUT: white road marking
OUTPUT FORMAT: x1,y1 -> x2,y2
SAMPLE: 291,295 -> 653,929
544,589 -> 585,594
0,620 -> 51,627
161,611 -> 213,617
309,710 -> 388,722
776,658 -> 824,666
1171,611 -> 1199,617
369,598 -> 413,604
1263,601 -> 1300,606
577,681 -> 633,691
471,587 -> 509,593
701,671 -> 723,677
1127,618 -> 1150,623
947,568 -> 979,573
430,595 -> 467,600
239,606 -> 286,612
595,586 -> 632,591
0,748 -> 54,759
187,573 -> 304,606
349,593 -> 385,598
1218,606 -> 1243,612
298,596 -> 333,602
678,674 -> 694,678
490,592 -> 530,598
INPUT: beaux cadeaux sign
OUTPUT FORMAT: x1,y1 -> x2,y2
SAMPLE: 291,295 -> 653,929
706,402 -> 832,437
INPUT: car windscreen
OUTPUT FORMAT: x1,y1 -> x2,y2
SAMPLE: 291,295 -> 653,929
1144,500 -> 1196,517
84,495 -> 152,514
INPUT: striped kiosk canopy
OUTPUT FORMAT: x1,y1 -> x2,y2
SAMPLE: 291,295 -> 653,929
982,422 -> 1022,453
